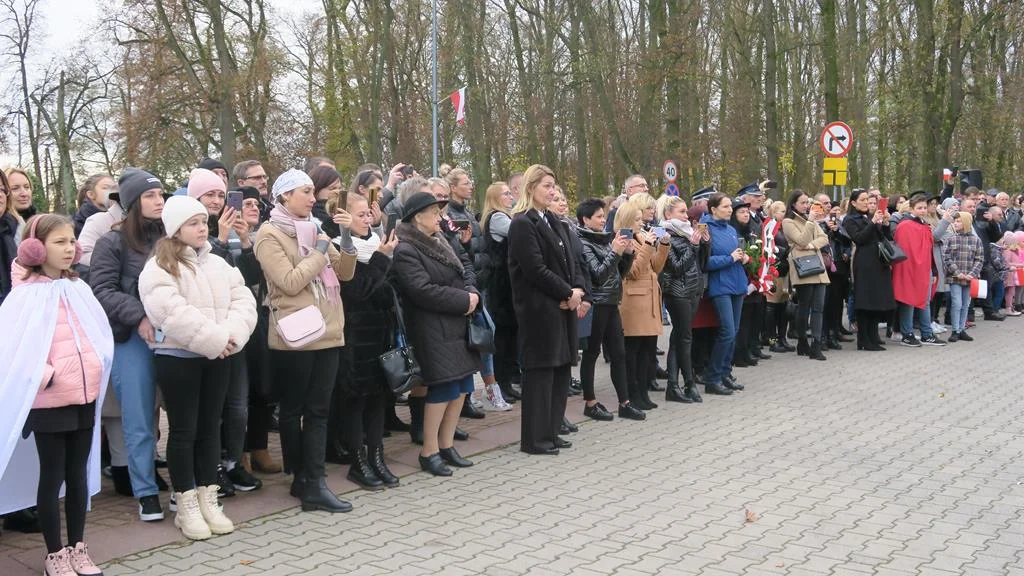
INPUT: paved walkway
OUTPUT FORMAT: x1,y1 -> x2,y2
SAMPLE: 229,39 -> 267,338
14,320 -> 1024,575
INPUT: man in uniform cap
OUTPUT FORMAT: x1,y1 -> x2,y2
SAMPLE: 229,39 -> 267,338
690,186 -> 715,213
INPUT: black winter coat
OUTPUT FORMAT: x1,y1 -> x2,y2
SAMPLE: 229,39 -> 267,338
578,227 -> 632,305
661,232 -> 708,299
482,213 -> 516,327
392,222 -> 480,386
0,212 -> 18,303
843,212 -> 896,312
446,199 -> 488,272
508,209 -> 585,370
72,202 -> 103,238
89,223 -> 163,342
340,251 -> 394,396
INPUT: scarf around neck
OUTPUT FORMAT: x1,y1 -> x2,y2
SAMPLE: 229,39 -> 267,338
269,204 -> 340,304
352,231 -> 382,264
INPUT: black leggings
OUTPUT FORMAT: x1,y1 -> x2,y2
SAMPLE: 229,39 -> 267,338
34,428 -> 92,553
665,295 -> 700,385
342,393 -> 386,451
272,348 -> 340,480
624,336 -> 657,393
825,273 -> 849,336
493,323 -> 518,387
155,355 -> 231,492
795,283 -> 827,342
579,304 -> 628,404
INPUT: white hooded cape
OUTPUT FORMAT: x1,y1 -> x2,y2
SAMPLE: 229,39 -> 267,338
0,277 -> 113,515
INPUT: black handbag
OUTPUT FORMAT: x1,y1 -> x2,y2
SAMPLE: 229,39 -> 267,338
467,310 -> 496,354
793,254 -> 826,278
878,239 -> 908,265
378,292 -> 424,395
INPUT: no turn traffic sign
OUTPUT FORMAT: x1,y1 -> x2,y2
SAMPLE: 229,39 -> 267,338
665,182 -> 680,197
820,122 -> 853,158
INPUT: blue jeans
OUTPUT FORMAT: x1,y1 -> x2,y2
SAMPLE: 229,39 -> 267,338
991,279 -> 1006,313
899,303 -> 934,339
704,294 -> 744,385
949,284 -> 971,332
110,332 -> 158,498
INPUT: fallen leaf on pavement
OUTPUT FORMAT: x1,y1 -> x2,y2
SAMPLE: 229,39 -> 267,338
240,560 -> 254,566
776,562 -> 785,568
745,508 -> 758,523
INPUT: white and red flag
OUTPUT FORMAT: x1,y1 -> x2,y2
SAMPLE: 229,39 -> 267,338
451,87 -> 467,125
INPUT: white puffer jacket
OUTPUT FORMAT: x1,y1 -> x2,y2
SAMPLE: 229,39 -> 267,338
139,242 -> 258,360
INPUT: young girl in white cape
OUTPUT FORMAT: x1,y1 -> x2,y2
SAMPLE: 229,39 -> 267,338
0,214 -> 113,576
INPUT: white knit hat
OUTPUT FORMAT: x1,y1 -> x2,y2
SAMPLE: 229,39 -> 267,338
162,195 -> 208,238
271,168 -> 314,199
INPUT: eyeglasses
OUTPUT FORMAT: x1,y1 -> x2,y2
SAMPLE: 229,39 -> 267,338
630,183 -> 649,190
245,174 -> 269,182
242,199 -> 261,209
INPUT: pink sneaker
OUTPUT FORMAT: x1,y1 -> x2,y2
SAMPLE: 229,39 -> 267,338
42,547 -> 75,576
68,542 -> 103,576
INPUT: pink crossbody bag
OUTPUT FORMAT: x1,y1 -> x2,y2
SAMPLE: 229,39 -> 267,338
271,304 -> 326,348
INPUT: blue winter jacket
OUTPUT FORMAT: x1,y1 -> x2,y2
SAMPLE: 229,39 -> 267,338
702,215 -> 749,297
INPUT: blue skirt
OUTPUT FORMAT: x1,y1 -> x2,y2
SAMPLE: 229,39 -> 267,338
426,374 -> 475,404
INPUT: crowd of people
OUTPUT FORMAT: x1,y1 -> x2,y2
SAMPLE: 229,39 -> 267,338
0,158 -> 1014,576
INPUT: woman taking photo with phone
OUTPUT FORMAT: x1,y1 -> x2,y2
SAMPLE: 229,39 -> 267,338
700,193 -> 750,395
658,195 -> 708,403
843,189 -> 896,351
508,165 -> 586,456
254,169 -> 357,513
336,192 -> 401,489
139,196 -> 257,540
782,191 -> 831,361
481,181 -> 520,407
393,192 -> 482,475
616,199 -> 669,410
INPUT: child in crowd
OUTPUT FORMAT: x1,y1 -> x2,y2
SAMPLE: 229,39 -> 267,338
1000,231 -> 1022,316
0,214 -> 114,576
139,196 -> 257,540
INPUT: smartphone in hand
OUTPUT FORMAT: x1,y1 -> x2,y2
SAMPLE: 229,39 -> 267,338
226,190 -> 243,212
651,226 -> 667,239
618,228 -> 634,240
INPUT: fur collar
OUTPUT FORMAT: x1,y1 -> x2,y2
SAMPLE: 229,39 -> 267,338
396,222 -> 463,273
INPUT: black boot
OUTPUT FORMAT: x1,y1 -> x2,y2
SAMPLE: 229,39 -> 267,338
499,383 -> 521,403
110,465 -> 134,497
347,446 -> 384,490
665,382 -> 691,403
418,453 -> 453,477
325,437 -> 352,465
302,477 -> 353,513
368,445 -> 399,487
439,447 -> 474,468
796,338 -> 810,356
648,379 -> 665,391
408,396 -> 425,445
460,394 -> 485,419
809,340 -> 827,361
641,383 -> 659,409
826,333 -> 842,350
683,381 -> 703,403
454,427 -> 470,441
289,474 -> 305,498
705,381 -> 733,395
629,376 -> 652,410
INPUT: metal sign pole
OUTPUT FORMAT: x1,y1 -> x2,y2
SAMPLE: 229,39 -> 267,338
431,0 -> 438,176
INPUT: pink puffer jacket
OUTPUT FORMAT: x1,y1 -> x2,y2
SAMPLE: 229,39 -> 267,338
12,262 -> 105,409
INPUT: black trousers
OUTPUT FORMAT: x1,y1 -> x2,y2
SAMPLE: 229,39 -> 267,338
271,348 -> 340,480
795,283 -> 827,343
665,295 -> 700,386
624,336 -> 657,395
34,428 -> 92,553
493,323 -> 519,387
521,365 -> 570,452
579,305 -> 628,403
824,273 -> 850,337
244,308 -> 276,452
342,393 -> 386,452
155,355 -> 231,492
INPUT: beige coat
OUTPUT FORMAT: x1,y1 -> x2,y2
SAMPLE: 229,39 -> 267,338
254,223 -> 357,351
619,240 -> 669,337
782,214 -> 831,286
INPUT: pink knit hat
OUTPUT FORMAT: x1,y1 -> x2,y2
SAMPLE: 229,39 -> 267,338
187,168 -> 225,200
1014,231 -> 1024,245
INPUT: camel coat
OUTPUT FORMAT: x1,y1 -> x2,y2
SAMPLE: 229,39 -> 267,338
783,214 -> 831,286
620,239 -> 669,337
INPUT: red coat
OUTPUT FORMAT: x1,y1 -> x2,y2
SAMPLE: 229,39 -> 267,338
892,217 -> 933,308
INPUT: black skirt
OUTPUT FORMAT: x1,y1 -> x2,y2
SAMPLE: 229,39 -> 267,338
22,402 -> 96,439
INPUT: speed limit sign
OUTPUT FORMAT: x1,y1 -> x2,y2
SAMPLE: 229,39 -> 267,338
662,160 -> 678,183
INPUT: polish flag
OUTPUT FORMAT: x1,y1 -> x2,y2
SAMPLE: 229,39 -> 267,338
451,87 -> 467,126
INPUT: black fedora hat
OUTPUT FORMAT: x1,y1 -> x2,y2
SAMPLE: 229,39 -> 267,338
401,192 -> 448,222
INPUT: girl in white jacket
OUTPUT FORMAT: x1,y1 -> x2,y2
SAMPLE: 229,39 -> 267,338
138,196 -> 257,541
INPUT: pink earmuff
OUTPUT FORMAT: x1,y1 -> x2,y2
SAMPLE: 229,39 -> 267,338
17,215 -> 83,267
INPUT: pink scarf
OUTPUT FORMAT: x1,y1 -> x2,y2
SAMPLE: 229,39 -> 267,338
269,204 -> 341,304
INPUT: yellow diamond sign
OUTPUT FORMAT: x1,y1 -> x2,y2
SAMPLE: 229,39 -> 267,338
823,157 -> 848,186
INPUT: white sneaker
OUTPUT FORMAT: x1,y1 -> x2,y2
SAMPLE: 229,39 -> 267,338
482,383 -> 513,412
197,485 -> 234,535
174,490 -> 212,540
930,322 -> 947,334
469,393 -> 484,410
